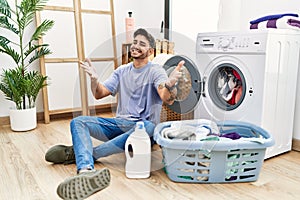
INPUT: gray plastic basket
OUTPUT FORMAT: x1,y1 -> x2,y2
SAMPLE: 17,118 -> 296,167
154,120 -> 275,183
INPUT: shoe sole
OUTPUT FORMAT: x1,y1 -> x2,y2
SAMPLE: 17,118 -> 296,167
57,168 -> 110,200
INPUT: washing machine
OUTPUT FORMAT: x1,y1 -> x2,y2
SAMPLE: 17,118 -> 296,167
195,30 -> 300,159
153,29 -> 300,159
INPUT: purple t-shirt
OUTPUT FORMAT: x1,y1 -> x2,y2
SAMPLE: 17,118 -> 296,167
103,62 -> 168,124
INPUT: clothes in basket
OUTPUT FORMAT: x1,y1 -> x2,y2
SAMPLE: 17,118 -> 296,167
154,119 -> 275,183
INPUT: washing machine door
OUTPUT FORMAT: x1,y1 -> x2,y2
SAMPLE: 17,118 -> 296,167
201,55 -> 254,120
157,55 -> 202,114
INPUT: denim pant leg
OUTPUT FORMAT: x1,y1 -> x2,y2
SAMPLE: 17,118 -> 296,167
92,119 -> 156,159
70,116 -> 136,171
70,116 -> 156,171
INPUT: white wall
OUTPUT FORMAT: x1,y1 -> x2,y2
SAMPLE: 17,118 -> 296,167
114,0 -> 164,37
170,0 -> 220,41
219,0 -> 300,31
218,0 -> 241,31
169,0 -> 220,63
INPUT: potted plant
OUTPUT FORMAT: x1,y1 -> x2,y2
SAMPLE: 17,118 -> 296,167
0,0 -> 54,131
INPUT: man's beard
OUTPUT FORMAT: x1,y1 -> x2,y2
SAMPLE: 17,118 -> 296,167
130,48 -> 148,59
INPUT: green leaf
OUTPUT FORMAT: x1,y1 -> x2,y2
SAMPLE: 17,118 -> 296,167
28,47 -> 51,64
0,35 -> 10,54
21,0 -> 48,13
0,0 -> 11,18
31,19 -> 54,41
16,0 -> 50,33
24,43 -> 48,57
19,0 -> 49,30
0,45 -> 21,65
0,35 -> 10,46
0,67 -> 25,109
0,16 -> 19,34
24,70 -> 48,108
0,36 -> 10,52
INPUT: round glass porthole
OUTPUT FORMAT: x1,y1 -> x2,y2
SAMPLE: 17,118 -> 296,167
163,55 -> 201,114
208,63 -> 246,111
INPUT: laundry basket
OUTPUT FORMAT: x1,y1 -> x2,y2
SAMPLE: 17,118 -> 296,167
154,120 -> 274,183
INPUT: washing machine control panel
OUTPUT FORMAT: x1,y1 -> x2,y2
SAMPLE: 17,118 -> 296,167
219,37 -> 251,49
197,33 -> 267,53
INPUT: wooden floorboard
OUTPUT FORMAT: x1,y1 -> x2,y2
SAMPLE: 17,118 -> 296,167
0,115 -> 300,200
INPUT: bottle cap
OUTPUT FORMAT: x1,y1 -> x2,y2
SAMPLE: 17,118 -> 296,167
128,11 -> 132,17
136,121 -> 144,129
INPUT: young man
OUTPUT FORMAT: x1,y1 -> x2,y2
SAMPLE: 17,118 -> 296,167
45,28 -> 184,199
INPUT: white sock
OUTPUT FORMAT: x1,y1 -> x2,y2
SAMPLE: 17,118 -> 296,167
79,168 -> 95,174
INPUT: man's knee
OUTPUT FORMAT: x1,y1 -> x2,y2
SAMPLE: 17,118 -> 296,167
70,116 -> 94,133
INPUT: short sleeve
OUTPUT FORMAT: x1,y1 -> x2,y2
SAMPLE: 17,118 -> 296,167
103,66 -> 123,96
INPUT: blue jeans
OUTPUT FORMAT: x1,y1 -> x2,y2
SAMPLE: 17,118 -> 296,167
70,116 -> 155,172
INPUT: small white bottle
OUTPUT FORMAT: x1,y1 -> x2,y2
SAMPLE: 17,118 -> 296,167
125,121 -> 151,178
125,11 -> 135,43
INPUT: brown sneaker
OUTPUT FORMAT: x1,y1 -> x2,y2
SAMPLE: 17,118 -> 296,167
45,145 -> 76,164
57,168 -> 111,199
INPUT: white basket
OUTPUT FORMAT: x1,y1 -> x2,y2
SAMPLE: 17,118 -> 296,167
154,120 -> 274,183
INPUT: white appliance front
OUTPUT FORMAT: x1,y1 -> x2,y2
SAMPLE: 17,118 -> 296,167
195,54 -> 265,126
194,30 -> 300,159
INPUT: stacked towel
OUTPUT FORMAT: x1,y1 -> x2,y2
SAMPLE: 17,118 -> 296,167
287,18 -> 300,28
250,13 -> 298,24
250,13 -> 300,30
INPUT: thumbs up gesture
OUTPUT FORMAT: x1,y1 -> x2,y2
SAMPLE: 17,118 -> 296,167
166,60 -> 185,87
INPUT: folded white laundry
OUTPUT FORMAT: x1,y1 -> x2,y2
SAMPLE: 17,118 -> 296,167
162,127 -> 196,140
161,121 -> 196,139
162,119 -> 220,140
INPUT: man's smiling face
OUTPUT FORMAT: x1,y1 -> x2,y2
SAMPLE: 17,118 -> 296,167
130,35 -> 152,59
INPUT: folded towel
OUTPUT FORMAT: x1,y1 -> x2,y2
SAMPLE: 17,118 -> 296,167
250,16 -> 300,30
250,13 -> 298,24
288,18 -> 300,28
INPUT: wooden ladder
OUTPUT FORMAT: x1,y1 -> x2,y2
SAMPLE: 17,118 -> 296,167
36,0 -> 118,123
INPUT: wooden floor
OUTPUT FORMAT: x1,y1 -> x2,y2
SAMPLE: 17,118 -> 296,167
1,114 -> 300,200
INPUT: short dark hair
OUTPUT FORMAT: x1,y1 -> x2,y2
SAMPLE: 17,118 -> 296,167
133,28 -> 155,49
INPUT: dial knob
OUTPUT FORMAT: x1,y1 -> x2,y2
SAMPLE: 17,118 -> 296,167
220,39 -> 231,48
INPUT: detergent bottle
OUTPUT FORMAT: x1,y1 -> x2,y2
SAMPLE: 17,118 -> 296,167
125,121 -> 151,178
125,11 -> 135,43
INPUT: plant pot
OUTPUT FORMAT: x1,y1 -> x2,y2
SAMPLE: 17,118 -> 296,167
9,107 -> 37,131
